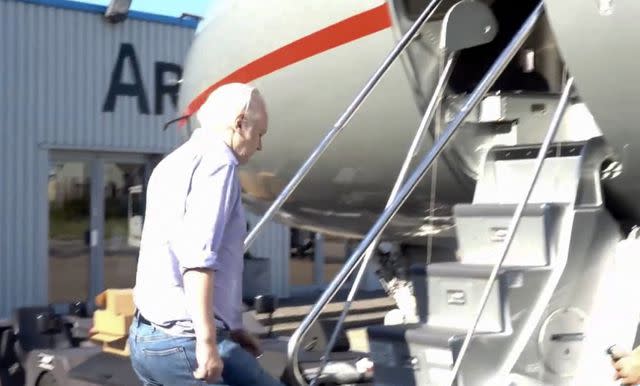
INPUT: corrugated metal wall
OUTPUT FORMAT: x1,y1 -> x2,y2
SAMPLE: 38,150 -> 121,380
0,0 -> 290,318
1,1 -> 189,153
246,212 -> 290,298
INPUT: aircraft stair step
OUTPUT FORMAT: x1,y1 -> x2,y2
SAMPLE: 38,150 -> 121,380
366,324 -> 499,386
410,262 -> 529,334
453,202 -> 562,267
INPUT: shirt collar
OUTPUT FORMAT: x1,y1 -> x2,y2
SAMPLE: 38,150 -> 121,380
191,127 -> 239,165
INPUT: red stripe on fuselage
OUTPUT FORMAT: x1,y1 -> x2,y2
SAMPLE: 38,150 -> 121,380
183,3 -> 392,118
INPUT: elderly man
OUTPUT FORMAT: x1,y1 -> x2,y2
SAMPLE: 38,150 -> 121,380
128,83 -> 283,386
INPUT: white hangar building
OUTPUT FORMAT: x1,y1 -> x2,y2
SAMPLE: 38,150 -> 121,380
0,0 -> 295,319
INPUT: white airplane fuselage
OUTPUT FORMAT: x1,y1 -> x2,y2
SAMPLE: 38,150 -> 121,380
176,0 -> 640,242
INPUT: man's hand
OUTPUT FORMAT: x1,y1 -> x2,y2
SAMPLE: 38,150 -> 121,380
193,338 -> 224,383
612,347 -> 640,385
230,329 -> 263,357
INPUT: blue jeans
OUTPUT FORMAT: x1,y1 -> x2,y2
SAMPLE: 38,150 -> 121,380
128,316 -> 285,386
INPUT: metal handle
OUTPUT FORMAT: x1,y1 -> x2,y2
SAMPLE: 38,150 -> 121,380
286,3 -> 542,383
243,0 -> 443,252
307,53 -> 456,386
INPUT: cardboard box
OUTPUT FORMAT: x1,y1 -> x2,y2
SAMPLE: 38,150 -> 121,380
90,288 -> 135,356
95,289 -> 135,316
92,310 -> 133,336
91,333 -> 130,356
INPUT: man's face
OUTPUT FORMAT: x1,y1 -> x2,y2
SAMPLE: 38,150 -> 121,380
233,98 -> 268,164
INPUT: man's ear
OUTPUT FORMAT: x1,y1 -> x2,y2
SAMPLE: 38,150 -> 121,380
234,114 -> 245,132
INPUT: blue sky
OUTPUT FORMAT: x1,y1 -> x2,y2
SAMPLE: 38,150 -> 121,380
70,0 -> 211,17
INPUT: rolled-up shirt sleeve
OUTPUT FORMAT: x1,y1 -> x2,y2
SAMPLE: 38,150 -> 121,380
170,160 -> 237,273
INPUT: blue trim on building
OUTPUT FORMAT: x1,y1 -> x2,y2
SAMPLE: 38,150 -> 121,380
15,0 -> 200,29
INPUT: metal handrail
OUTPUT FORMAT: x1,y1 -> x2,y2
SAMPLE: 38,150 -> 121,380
308,52 -> 456,386
446,75 -> 575,386
286,3 -> 544,384
243,0 -> 443,252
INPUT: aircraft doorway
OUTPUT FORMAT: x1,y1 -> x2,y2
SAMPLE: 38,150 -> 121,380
47,151 -> 155,308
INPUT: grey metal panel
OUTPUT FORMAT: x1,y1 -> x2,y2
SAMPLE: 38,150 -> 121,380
246,211 -> 291,298
36,149 -> 49,306
1,2 -> 19,316
0,0 -> 196,318
89,158 -> 105,308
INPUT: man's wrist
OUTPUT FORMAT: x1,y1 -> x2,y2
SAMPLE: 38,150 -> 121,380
196,325 -> 218,343
197,333 -> 217,344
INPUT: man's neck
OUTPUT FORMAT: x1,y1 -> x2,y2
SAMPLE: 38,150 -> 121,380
193,127 -> 240,164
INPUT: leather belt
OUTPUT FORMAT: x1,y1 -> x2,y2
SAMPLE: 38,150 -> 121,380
134,309 -> 229,330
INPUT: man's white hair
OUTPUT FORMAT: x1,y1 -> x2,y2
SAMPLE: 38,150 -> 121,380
196,83 -> 257,131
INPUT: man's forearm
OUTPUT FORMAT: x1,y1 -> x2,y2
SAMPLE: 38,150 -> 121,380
183,268 -> 216,342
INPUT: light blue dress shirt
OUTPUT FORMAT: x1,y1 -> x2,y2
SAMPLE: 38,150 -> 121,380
133,127 -> 246,332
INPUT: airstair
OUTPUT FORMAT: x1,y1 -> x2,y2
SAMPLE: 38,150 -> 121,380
245,1 -> 640,385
